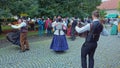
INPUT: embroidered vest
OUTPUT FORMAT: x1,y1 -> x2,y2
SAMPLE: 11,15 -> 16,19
20,26 -> 28,33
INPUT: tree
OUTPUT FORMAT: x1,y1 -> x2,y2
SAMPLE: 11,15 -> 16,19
0,0 -> 39,34
0,0 -> 15,34
0,9 -> 12,34
117,1 -> 120,15
99,10 -> 107,18
37,0 -> 101,18
0,0 -> 101,18
10,0 -> 39,17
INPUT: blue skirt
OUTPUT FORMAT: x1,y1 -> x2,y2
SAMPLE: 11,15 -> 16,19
50,35 -> 69,51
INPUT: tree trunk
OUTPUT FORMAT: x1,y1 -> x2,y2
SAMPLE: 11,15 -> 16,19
0,23 -> 2,34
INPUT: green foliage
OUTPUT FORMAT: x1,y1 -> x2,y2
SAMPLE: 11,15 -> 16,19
10,0 -> 39,17
38,0 -> 101,18
117,1 -> 120,13
99,10 -> 107,18
0,0 -> 101,18
0,9 -> 12,19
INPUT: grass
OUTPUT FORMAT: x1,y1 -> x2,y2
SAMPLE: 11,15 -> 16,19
0,25 -> 11,40
27,31 -> 39,36
2,25 -> 12,31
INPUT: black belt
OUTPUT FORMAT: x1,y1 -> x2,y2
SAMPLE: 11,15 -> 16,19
58,29 -> 62,35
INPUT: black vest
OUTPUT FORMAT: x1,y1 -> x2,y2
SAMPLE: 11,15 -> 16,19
86,21 -> 103,42
20,26 -> 28,33
72,20 -> 77,28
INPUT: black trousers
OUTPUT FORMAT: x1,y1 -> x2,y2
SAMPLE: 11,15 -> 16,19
71,28 -> 76,40
81,41 -> 97,68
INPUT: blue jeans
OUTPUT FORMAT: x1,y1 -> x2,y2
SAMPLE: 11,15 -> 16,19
38,25 -> 43,36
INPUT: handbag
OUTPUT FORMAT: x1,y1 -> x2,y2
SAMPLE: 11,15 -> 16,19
63,25 -> 67,30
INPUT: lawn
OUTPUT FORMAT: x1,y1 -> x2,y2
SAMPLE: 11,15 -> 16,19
2,25 -> 12,31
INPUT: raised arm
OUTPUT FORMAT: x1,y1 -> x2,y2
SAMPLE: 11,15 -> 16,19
75,24 -> 90,33
11,22 -> 26,29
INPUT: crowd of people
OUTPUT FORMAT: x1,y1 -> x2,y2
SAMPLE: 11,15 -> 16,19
6,10 -> 120,68
17,15 -> 93,37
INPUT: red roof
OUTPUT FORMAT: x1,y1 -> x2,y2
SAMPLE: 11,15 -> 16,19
97,0 -> 120,10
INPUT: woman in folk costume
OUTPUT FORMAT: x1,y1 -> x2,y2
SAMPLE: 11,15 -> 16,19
67,24 -> 71,36
6,30 -> 20,46
50,15 -> 69,52
110,19 -> 118,35
7,20 -> 21,46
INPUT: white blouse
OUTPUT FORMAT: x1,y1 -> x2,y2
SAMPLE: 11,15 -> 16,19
52,21 -> 65,35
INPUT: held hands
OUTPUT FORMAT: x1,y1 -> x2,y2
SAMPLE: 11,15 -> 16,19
8,23 -> 19,26
75,26 -> 80,33
8,23 -> 12,26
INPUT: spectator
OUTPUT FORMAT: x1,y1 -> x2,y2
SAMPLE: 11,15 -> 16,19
45,17 -> 52,36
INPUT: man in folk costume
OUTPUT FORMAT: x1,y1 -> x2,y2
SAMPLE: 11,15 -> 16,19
9,18 -> 30,52
71,17 -> 78,41
75,10 -> 108,68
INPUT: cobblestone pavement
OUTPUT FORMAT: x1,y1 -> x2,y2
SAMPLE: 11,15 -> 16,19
0,31 -> 120,68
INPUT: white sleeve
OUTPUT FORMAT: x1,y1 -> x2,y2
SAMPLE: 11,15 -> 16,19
11,22 -> 26,29
52,21 -> 56,27
101,28 -> 109,36
75,24 -> 90,33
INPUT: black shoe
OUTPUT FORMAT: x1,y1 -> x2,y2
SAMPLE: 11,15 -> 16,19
20,50 -> 25,52
25,48 -> 30,51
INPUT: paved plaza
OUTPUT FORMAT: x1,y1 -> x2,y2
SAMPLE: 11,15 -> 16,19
0,29 -> 120,68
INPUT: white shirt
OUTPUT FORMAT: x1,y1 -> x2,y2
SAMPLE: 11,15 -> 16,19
11,22 -> 27,29
75,19 -> 109,36
113,21 -> 118,26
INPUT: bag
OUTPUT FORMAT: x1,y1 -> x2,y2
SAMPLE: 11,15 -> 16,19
63,26 -> 67,30
45,29 -> 47,33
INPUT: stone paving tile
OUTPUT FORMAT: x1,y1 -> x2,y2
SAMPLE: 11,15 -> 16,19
0,34 -> 120,68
